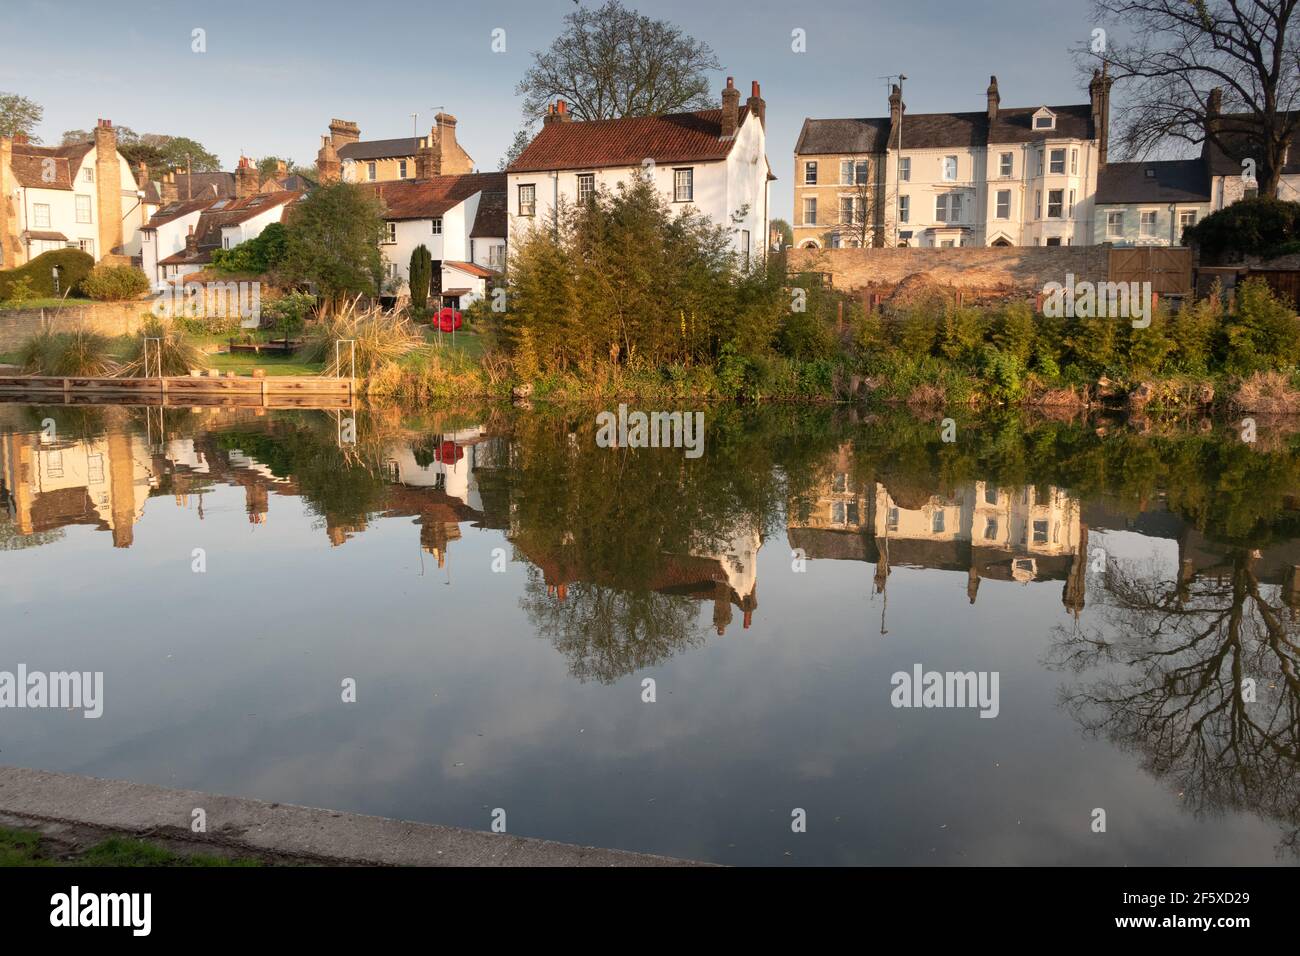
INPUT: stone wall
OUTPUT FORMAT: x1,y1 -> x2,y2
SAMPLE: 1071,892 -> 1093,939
0,302 -> 156,351
787,245 -> 1111,291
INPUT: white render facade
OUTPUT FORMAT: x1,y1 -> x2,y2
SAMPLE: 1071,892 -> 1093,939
506,81 -> 772,265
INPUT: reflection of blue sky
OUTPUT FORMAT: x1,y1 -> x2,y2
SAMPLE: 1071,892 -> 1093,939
0,472 -> 1285,865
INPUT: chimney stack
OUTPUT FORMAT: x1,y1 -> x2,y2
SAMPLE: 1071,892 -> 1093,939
1089,65 -> 1113,166
161,170 -> 178,203
435,112 -> 468,171
235,155 -> 259,199
185,225 -> 197,254
888,84 -> 905,148
987,75 -> 1000,125
542,101 -> 572,126
1202,87 -> 1223,161
328,118 -> 360,149
0,136 -> 17,267
721,77 -> 740,138
746,80 -> 765,128
416,130 -> 441,179
316,135 -> 340,183
94,119 -> 123,257
13,133 -> 28,146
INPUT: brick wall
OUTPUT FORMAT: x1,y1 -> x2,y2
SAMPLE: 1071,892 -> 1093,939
0,302 -> 159,352
787,245 -> 1111,291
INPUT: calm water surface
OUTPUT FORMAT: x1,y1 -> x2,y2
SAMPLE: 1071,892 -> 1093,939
1,401 -> 1297,865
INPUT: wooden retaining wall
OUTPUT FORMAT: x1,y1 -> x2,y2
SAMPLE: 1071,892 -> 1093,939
0,374 -> 354,409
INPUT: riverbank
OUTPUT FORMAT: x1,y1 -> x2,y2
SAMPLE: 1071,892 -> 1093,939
0,766 -> 703,867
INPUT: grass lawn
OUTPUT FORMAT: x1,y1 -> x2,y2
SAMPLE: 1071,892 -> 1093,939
206,352 -> 324,376
0,825 -> 260,867
421,328 -> 486,360
0,298 -> 98,311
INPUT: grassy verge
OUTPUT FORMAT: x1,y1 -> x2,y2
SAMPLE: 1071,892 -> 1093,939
0,825 -> 260,867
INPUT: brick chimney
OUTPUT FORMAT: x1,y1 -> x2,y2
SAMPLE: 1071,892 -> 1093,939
13,133 -> 28,146
316,135 -> 340,183
434,112 -> 466,172
135,160 -> 149,189
721,77 -> 740,138
415,129 -> 441,179
235,155 -> 259,199
161,170 -> 178,203
987,75 -> 1000,125
0,136 -> 17,267
746,80 -> 765,128
329,118 -> 360,149
185,225 -> 198,255
554,100 -> 573,123
1202,87 -> 1223,161
93,119 -> 123,257
888,84 -> 905,149
1089,65 -> 1113,166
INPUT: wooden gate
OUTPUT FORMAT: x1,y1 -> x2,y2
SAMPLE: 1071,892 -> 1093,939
1108,247 -> 1193,296
1246,270 -> 1300,311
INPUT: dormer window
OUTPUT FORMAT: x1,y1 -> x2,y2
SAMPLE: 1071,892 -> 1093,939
1032,107 -> 1056,131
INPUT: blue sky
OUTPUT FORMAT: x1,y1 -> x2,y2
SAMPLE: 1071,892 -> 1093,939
5,0 -> 1106,219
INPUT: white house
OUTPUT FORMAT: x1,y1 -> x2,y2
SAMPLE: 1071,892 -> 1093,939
0,119 -> 154,268
141,180 -> 303,290
1092,160 -> 1211,246
1201,99 -> 1300,209
505,78 -> 773,263
364,172 -> 506,308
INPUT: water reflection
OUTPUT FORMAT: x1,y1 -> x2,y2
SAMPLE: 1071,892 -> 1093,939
1,402 -> 1298,862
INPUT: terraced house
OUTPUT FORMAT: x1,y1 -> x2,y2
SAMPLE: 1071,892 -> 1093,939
314,113 -> 474,184
793,72 -> 1113,248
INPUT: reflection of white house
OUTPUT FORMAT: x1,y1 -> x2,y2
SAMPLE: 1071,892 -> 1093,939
691,526 -> 761,605
875,481 -> 1081,581
384,426 -> 486,511
0,429 -> 153,548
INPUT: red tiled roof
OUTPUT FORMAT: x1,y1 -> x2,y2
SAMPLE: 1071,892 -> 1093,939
143,197 -> 215,231
444,260 -> 496,279
10,142 -> 95,190
363,172 -> 506,220
507,108 -> 751,173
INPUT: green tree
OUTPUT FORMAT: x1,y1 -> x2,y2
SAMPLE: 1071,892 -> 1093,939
516,1 -> 721,121
280,182 -> 386,306
211,222 -> 288,275
409,245 -> 433,313
0,92 -> 42,141
769,218 -> 794,250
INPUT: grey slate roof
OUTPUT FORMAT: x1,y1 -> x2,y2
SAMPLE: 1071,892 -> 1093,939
796,104 -> 1096,154
337,138 -> 420,161
795,118 -> 890,155
1096,159 -> 1210,204
1203,112 -> 1300,177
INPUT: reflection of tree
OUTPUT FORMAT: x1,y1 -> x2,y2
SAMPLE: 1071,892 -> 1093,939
519,570 -> 705,683
1050,550 -> 1300,857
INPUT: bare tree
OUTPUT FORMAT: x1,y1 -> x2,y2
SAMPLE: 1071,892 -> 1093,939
1084,0 -> 1300,197
515,1 -> 721,122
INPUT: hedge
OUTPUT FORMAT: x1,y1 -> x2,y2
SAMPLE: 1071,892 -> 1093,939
0,248 -> 96,300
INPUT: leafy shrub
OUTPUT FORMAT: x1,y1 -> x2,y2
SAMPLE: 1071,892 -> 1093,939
2,275 -> 37,305
211,222 -> 287,275
1169,291 -> 1222,373
1224,277 -> 1300,374
81,264 -> 150,301
1184,197 -> 1300,263
0,248 -> 95,299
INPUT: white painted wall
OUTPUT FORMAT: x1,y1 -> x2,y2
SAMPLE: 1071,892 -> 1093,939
506,111 -> 770,264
